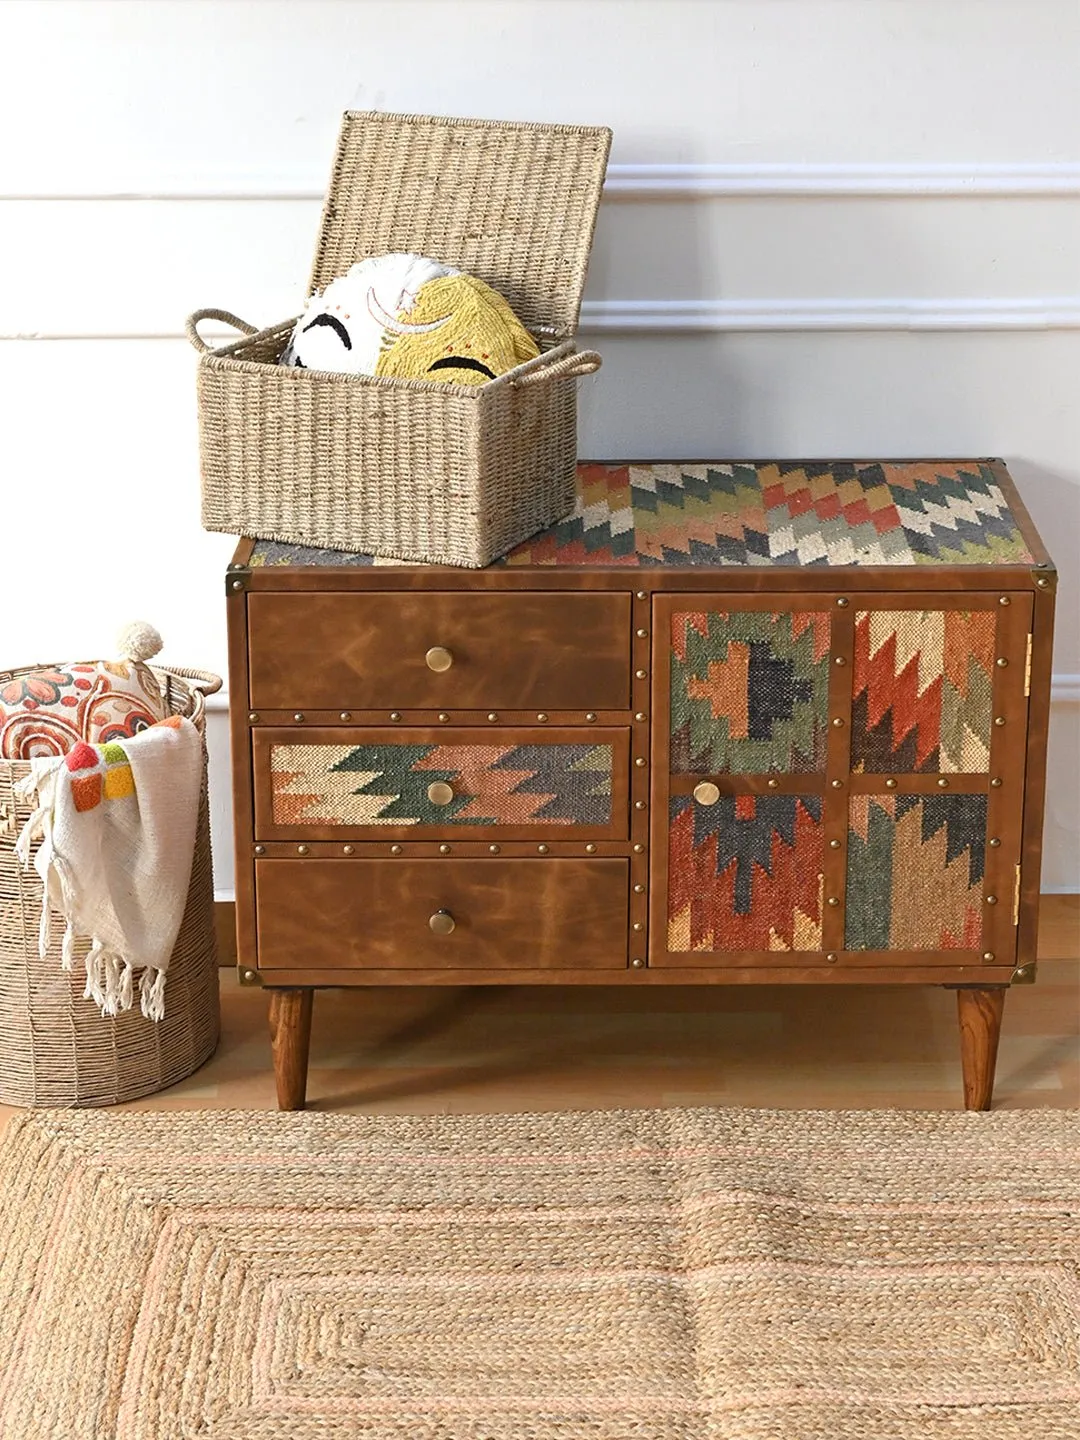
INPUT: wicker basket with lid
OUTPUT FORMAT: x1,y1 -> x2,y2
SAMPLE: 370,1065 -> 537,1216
189,110 -> 612,568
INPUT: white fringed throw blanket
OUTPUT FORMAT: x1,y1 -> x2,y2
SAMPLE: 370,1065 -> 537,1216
15,716 -> 202,1020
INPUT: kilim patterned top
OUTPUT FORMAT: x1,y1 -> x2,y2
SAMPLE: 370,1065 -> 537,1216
248,461 -> 1035,569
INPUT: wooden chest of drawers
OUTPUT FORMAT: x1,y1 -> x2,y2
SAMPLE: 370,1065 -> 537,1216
226,459 -> 1056,1111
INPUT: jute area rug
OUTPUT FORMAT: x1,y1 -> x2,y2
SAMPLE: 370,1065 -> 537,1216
0,1108 -> 1077,1440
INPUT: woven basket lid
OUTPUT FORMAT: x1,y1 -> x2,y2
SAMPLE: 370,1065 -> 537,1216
308,111 -> 612,341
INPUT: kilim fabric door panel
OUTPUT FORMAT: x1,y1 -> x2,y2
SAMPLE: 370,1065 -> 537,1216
652,590 -> 1031,971
669,606 -> 832,774
851,606 -> 996,773
252,727 -> 630,842
846,793 -> 988,951
667,793 -> 825,956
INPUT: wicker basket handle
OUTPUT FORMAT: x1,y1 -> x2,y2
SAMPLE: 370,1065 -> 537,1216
151,666 -> 223,732
509,350 -> 603,389
185,309 -> 260,355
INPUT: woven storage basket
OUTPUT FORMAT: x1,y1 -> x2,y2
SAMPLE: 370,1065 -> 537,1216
0,665 -> 221,1108
189,110 -> 611,567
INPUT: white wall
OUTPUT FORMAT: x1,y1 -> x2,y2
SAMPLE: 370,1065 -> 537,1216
1,0 -> 1077,894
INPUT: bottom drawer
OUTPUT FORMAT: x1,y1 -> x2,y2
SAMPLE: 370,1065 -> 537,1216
254,858 -> 629,972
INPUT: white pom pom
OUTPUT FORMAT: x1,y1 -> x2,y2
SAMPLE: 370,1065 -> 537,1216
117,621 -> 163,663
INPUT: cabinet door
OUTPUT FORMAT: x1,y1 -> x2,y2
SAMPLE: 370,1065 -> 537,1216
651,592 -> 1031,973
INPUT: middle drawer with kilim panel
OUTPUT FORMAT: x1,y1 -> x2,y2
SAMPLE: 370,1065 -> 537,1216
252,727 -> 631,842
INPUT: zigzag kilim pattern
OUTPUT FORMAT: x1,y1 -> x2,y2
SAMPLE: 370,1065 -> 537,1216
668,795 -> 824,952
270,742 -> 613,827
248,462 -> 1034,569
846,794 -> 987,951
851,609 -> 995,773
670,610 -> 831,773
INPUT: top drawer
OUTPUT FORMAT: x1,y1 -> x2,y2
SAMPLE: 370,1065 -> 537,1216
247,591 -> 631,712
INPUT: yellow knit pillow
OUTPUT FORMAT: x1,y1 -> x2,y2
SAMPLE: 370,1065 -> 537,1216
281,253 -> 539,385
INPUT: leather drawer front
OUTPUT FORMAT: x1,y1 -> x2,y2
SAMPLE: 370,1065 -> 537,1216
252,727 -> 630,841
254,858 -> 629,971
247,591 -> 631,712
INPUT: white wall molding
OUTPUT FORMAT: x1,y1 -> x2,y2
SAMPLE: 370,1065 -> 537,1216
6,161 -> 1080,203
9,296 -> 1080,342
579,298 -> 1080,333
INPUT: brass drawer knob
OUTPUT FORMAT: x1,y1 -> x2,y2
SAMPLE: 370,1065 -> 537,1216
427,781 -> 454,806
429,909 -> 456,935
693,781 -> 721,806
425,646 -> 454,673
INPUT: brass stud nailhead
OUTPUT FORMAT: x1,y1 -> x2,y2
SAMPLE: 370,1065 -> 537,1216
438,712 -> 450,723
440,844 -> 452,854
635,800 -> 647,810
242,968 -> 257,982
938,778 -> 949,787
989,837 -> 1001,847
636,628 -> 648,638
343,845 -> 354,855
996,658 -> 1008,668
489,844 -> 500,854
999,596 -> 1011,606
230,579 -> 243,591
694,782 -> 720,806
994,716 -> 1006,727
537,713 -> 548,723
390,844 -> 402,855
634,884 -> 645,893
1036,576 -> 1049,588
635,712 -> 647,722
827,897 -> 840,907
537,844 -> 549,854
836,597 -> 849,607
831,779 -> 843,788
636,590 -> 647,600
633,843 -> 645,853
247,711 -> 259,723
293,712 -> 305,723
297,845 -> 309,856
991,777 -> 1003,787
834,656 -> 846,666
983,952 -> 995,961
254,845 -> 265,856
631,958 -> 645,968
826,952 -> 838,963
585,843 -> 597,854
767,778 -> 779,788
635,757 -> 647,768
829,839 -> 841,849
633,922 -> 644,931
339,711 -> 352,722
886,778 -> 897,789
832,717 -> 844,727
586,712 -> 597,722
488,713 -> 499,722
636,669 -> 647,679
986,895 -> 998,905
390,711 -> 402,722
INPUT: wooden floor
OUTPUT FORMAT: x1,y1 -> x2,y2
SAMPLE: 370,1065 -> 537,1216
2,897 -> 1077,1125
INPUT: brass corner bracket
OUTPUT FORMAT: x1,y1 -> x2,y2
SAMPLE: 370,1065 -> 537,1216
226,565 -> 250,594
1031,565 -> 1057,591
237,964 -> 263,987
1010,963 -> 1037,985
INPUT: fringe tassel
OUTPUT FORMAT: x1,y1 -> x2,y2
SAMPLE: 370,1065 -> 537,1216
60,922 -> 76,972
83,939 -> 106,1009
140,967 -> 167,1023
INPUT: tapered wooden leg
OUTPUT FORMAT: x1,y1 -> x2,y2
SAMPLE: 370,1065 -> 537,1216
955,986 -> 1006,1111
269,989 -> 314,1111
